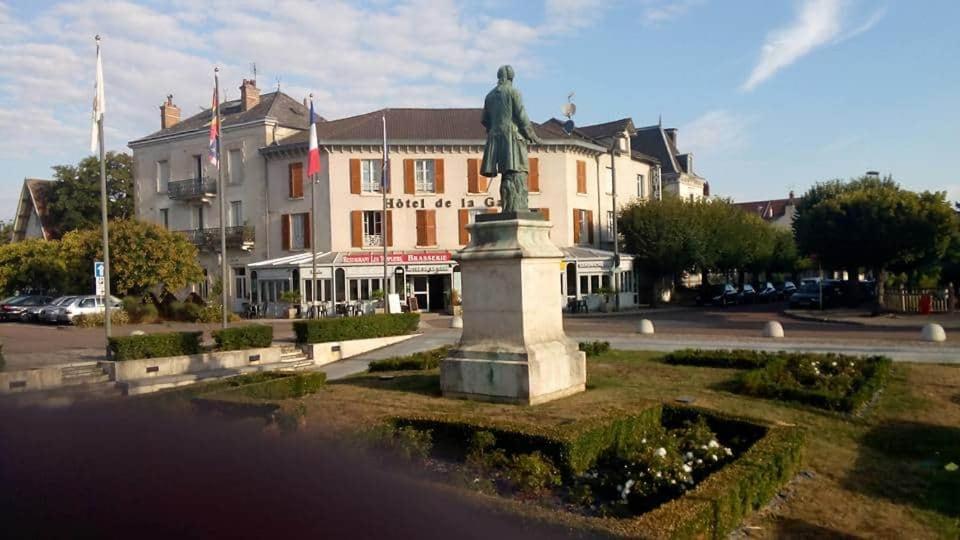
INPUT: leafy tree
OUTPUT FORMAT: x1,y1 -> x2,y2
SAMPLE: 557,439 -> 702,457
0,220 -> 13,245
619,195 -> 702,303
46,152 -> 134,236
0,239 -> 67,295
59,220 -> 203,296
794,175 -> 956,310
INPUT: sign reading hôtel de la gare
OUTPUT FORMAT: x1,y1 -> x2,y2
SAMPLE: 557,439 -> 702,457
385,196 -> 501,209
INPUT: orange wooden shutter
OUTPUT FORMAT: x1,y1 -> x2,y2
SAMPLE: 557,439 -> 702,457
289,163 -> 304,198
576,160 -> 586,193
586,210 -> 594,244
281,214 -> 291,250
528,157 -> 540,192
434,159 -> 444,193
304,212 -> 311,249
386,210 -> 393,246
572,210 -> 581,244
404,159 -> 415,194
416,210 -> 426,245
349,159 -> 361,194
467,158 -> 479,193
426,210 -> 437,245
538,207 -> 550,221
350,211 -> 363,247
458,209 -> 469,245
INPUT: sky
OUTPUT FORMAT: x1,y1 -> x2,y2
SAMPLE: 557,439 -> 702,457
1,0 -> 959,219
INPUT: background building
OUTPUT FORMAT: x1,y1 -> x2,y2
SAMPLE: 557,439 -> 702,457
734,191 -> 797,230
11,178 -> 55,242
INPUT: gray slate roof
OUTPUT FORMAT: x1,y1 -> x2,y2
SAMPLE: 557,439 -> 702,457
130,91 -> 311,145
632,126 -> 680,174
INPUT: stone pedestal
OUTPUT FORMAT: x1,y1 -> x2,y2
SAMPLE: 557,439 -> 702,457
440,214 -> 586,405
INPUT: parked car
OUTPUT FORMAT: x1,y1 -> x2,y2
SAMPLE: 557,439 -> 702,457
35,296 -> 78,324
756,282 -> 779,303
788,280 -> 844,309
776,281 -> 798,300
695,283 -> 739,307
737,284 -> 757,304
54,295 -> 123,324
1,295 -> 53,321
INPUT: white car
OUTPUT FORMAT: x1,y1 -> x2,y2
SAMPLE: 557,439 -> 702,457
56,295 -> 123,324
27,295 -> 77,323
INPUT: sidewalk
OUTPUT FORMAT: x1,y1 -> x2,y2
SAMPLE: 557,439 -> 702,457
783,309 -> 960,330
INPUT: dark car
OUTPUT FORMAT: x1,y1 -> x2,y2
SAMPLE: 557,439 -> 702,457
737,284 -> 757,304
788,280 -> 844,309
776,281 -> 797,300
0,295 -> 53,321
756,282 -> 779,303
696,283 -> 738,307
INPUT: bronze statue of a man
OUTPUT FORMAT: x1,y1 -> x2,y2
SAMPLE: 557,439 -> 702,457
481,65 -> 542,213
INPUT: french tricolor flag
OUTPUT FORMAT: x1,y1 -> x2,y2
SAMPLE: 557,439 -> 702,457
307,99 -> 320,177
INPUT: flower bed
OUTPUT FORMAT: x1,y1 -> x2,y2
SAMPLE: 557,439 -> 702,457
383,405 -> 804,539
733,353 -> 891,412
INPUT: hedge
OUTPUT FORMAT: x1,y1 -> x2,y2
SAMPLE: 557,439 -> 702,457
393,405 -> 663,477
368,347 -> 450,372
662,349 -> 776,369
393,405 -> 804,540
212,324 -> 274,351
293,313 -> 419,344
229,372 -> 327,400
108,331 -> 202,361
578,341 -> 611,358
734,355 -> 892,412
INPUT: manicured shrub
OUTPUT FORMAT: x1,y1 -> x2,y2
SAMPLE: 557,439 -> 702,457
368,346 -> 449,372
122,296 -> 159,323
504,452 -> 561,495
733,354 -> 892,412
662,348 -> 775,369
212,324 -> 274,351
233,372 -> 327,400
75,310 -> 130,328
359,423 -> 433,462
578,341 -> 610,357
293,313 -> 420,344
108,331 -> 202,361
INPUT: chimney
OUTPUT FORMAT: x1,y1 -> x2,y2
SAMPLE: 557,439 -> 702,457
788,190 -> 795,201
664,128 -> 678,148
160,94 -> 180,129
240,79 -> 260,111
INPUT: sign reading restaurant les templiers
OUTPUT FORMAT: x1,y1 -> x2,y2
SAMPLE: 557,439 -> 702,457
340,252 -> 453,264
386,197 -> 501,209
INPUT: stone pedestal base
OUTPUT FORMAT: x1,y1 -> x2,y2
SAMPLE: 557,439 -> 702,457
440,216 -> 586,405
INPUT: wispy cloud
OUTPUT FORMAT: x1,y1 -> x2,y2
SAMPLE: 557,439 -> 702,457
640,0 -> 703,26
679,110 -> 752,156
741,0 -> 885,92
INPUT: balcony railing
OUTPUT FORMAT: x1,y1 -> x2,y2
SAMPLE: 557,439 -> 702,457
167,176 -> 217,200
363,234 -> 383,247
178,226 -> 255,251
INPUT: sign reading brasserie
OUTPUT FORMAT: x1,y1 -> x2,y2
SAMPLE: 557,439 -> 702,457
340,252 -> 453,264
386,197 -> 501,209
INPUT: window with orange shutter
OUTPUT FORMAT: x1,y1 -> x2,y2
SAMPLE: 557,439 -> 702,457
289,162 -> 304,198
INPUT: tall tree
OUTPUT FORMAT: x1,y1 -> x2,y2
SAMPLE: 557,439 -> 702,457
0,239 -> 67,295
59,220 -> 203,297
794,175 -> 956,310
46,151 -> 134,236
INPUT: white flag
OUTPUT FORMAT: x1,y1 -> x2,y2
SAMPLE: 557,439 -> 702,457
90,39 -> 105,154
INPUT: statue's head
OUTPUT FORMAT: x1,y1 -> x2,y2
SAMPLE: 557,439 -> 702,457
496,65 -> 515,84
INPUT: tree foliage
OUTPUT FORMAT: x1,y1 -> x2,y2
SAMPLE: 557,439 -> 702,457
618,195 -> 702,281
794,176 -> 955,277
0,220 -> 203,297
47,151 -> 134,236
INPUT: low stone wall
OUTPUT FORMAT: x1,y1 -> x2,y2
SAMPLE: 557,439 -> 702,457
0,365 -> 64,394
110,347 -> 283,382
303,334 -> 417,367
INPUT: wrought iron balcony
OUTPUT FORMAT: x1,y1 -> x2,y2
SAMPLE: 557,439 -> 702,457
167,176 -> 217,201
178,226 -> 255,252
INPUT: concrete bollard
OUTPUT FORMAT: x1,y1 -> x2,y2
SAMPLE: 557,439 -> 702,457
762,321 -> 784,338
638,319 -> 655,335
131,330 -> 146,336
921,323 -> 946,342
450,315 -> 463,329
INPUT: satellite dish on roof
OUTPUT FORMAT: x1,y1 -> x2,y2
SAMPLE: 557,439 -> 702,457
562,92 -> 576,134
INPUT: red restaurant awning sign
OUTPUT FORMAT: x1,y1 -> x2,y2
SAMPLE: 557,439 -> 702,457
339,252 -> 452,264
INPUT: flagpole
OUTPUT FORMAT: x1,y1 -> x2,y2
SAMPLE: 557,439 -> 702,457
310,95 -> 318,317
95,35 -> 113,356
215,67 -> 228,329
381,113 -> 388,312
